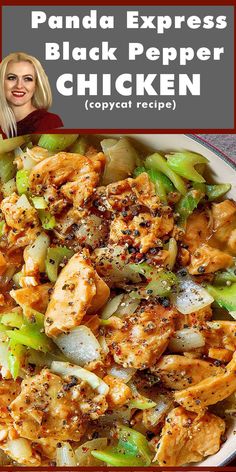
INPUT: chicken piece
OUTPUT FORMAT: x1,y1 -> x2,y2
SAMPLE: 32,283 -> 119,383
174,352 -> 236,413
175,305 -> 212,330
110,211 -> 174,254
208,348 -> 233,363
212,200 -> 236,250
10,369 -> 108,442
182,210 -> 212,254
45,250 -> 110,337
188,243 -> 233,274
1,193 -> 40,248
151,355 -> 223,390
103,375 -> 132,408
204,320 -> 236,352
155,406 -> 225,466
0,380 -> 21,422
10,283 -> 52,313
95,173 -> 160,213
29,152 -> 105,212
105,305 -> 176,369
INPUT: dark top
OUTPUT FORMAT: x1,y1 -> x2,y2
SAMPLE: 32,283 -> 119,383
16,109 -> 63,136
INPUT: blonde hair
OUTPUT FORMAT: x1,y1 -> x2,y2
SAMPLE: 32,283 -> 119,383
0,52 -> 52,137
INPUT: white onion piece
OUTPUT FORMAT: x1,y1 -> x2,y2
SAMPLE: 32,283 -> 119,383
7,438 -> 33,463
56,442 -> 77,466
98,335 -> 109,356
142,394 -> 172,428
115,294 -> 140,317
167,238 -> 178,270
171,275 -> 214,314
51,361 -> 109,395
55,326 -> 101,366
107,364 -> 136,383
75,438 -> 107,466
76,215 -> 107,249
101,138 -> 138,185
94,246 -> 141,284
24,232 -> 50,274
0,339 -> 10,370
168,328 -> 205,352
16,194 -> 32,210
101,294 -> 124,319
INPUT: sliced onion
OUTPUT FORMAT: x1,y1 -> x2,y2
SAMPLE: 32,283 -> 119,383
51,361 -> 109,395
107,364 -> 136,383
101,137 -> 138,185
101,294 -> 124,319
76,215 -> 107,249
114,294 -> 140,317
168,328 -> 205,352
93,246 -> 141,285
56,442 -> 77,466
142,394 -> 172,428
167,238 -> 178,270
171,275 -> 214,314
55,326 -> 101,366
75,438 -> 107,466
16,194 -> 32,210
7,438 -> 33,463
24,232 -> 50,274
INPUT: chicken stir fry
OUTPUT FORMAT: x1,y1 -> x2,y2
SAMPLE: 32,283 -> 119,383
0,133 -> 235,467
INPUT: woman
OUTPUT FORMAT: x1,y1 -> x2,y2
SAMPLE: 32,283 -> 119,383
0,52 -> 63,137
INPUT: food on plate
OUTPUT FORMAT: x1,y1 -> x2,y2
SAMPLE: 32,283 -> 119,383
0,133 -> 235,466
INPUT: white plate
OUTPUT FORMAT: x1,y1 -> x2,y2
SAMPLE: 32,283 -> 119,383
104,133 -> 236,467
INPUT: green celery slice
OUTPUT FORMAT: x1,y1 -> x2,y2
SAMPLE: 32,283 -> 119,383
45,246 -> 74,282
166,151 -> 208,183
38,134 -> 79,152
145,153 -> 186,195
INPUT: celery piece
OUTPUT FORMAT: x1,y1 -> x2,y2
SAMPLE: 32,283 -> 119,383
213,267 -> 236,286
130,263 -> 178,297
32,196 -> 47,209
1,310 -> 23,329
50,361 -> 109,395
207,283 -> 236,312
145,153 -> 186,195
6,327 -> 53,353
117,426 -> 152,465
2,178 -> 17,197
38,210 -> 56,230
0,136 -> 26,154
12,271 -> 22,288
38,134 -> 79,152
175,189 -> 203,225
0,221 -> 5,236
16,169 -> 30,195
130,396 -> 157,410
133,166 -> 146,177
69,136 -> 87,155
0,323 -> 8,332
23,307 -> 44,329
0,152 -> 16,183
166,151 -> 208,183
8,340 -> 25,379
45,246 -> 74,282
206,183 -> 231,201
91,448 -> 144,467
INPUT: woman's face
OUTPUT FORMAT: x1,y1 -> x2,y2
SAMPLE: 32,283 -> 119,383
4,61 -> 36,108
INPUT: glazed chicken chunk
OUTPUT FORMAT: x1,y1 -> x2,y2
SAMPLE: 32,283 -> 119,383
105,305 -> 176,369
155,406 -> 225,466
29,152 -> 106,212
45,250 -> 110,337
9,369 -> 108,442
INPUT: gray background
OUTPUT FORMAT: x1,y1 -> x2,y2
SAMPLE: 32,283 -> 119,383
199,134 -> 236,162
2,6 -> 234,130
